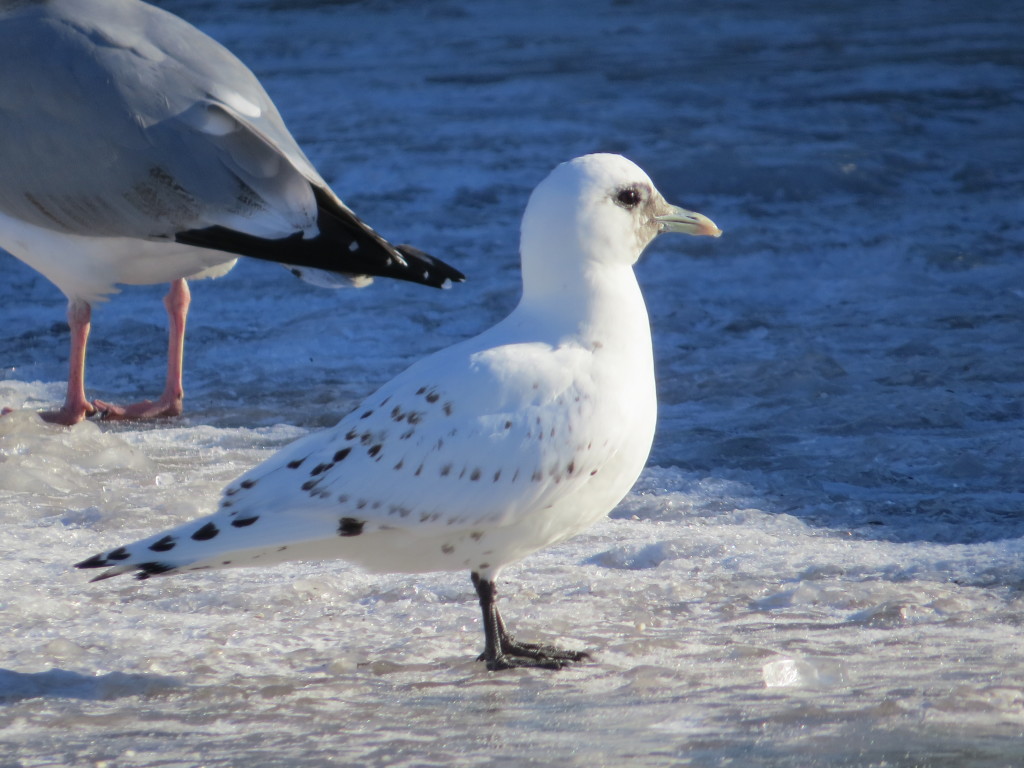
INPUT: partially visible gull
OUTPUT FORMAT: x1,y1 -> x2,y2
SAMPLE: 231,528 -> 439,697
77,153 -> 721,670
0,0 -> 464,425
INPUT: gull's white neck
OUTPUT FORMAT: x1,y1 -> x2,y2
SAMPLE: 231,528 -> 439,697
514,259 -> 651,351
446,241 -> 656,391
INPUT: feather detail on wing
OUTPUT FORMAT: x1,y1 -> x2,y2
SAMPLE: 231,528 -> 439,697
223,340 -> 609,532
76,339 -> 615,580
0,0 -> 313,239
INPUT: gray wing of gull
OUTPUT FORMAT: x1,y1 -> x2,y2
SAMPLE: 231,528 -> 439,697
0,0 -> 333,241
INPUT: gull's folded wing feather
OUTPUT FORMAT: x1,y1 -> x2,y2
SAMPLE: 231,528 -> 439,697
222,339 -> 613,533
0,0 -> 320,240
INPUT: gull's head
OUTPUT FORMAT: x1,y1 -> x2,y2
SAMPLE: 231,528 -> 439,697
520,154 -> 721,278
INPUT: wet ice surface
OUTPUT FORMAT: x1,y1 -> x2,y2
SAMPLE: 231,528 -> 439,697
2,0 -> 1024,765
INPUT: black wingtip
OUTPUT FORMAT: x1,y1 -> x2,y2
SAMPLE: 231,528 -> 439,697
75,553 -> 109,569
175,227 -> 465,290
396,245 -> 466,287
174,186 -> 466,290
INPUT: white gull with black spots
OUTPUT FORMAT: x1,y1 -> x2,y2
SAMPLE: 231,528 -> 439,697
76,153 -> 721,669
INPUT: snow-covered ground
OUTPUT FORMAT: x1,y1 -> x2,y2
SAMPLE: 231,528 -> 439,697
2,1 -> 1023,765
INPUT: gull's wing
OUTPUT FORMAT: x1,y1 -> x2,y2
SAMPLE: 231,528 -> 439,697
0,0 -> 317,239
77,336 -> 620,579
234,339 -> 607,529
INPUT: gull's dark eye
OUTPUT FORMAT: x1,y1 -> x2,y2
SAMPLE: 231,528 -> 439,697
615,186 -> 642,209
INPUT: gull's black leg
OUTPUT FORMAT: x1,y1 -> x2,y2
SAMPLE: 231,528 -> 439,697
471,571 -> 590,671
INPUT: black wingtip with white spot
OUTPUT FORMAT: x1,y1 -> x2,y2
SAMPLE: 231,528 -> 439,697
395,244 -> 466,287
174,187 -> 465,290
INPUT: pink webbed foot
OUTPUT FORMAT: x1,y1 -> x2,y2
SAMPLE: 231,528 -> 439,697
93,395 -> 183,422
37,403 -> 97,425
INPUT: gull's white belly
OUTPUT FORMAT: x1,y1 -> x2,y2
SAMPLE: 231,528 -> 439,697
0,209 -> 237,303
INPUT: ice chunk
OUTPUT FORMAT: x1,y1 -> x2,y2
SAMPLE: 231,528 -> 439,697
762,657 -> 849,689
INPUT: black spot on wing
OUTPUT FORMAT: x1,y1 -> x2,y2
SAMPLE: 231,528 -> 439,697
231,516 -> 259,527
135,562 -> 175,580
311,462 -> 334,476
108,547 -> 131,561
191,523 -> 219,541
149,536 -> 177,552
333,447 -> 352,462
240,479 -> 257,489
338,517 -> 365,537
368,444 -> 382,458
287,458 -> 305,469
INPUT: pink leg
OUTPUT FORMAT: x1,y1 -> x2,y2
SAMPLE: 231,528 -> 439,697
36,299 -> 97,425
94,279 -> 190,421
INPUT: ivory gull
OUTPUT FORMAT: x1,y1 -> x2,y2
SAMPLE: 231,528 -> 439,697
77,154 -> 721,670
